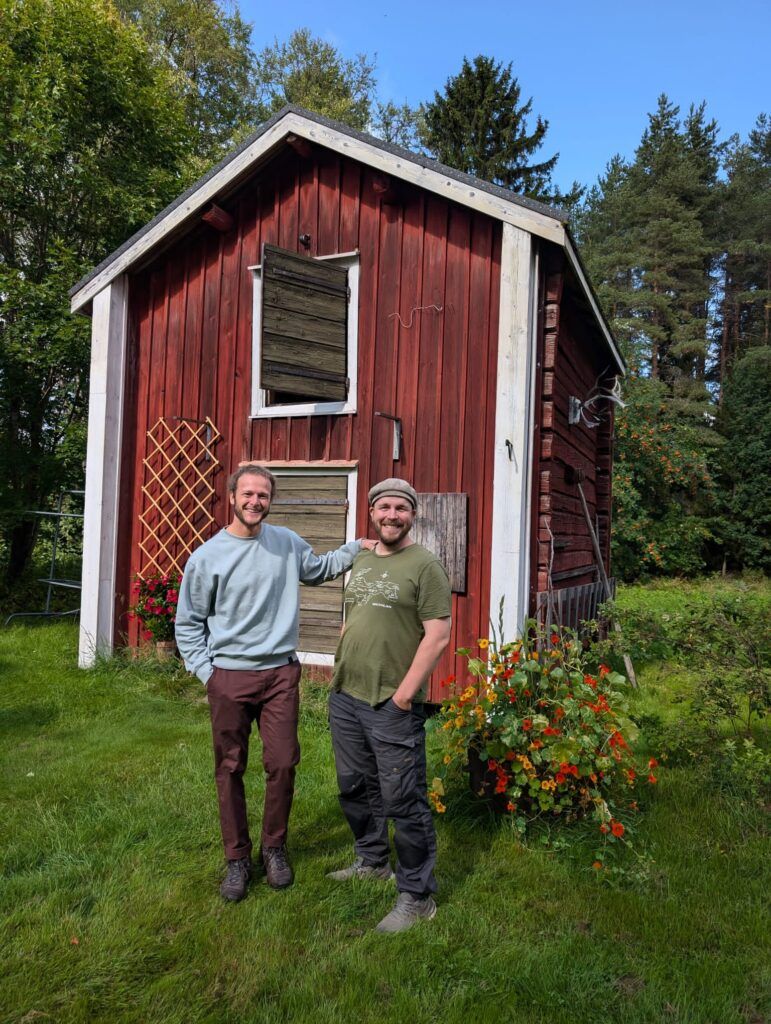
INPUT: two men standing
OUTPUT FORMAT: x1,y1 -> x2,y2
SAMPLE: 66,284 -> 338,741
175,467 -> 451,933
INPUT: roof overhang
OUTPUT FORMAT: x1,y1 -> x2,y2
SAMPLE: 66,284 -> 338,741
69,105 -> 622,372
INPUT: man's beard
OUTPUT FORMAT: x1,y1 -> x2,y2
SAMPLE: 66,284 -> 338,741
233,501 -> 269,530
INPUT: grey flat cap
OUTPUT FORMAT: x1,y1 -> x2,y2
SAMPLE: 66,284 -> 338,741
368,478 -> 418,510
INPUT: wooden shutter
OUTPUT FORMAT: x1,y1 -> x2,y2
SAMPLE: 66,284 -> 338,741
413,493 -> 468,593
269,474 -> 348,655
261,245 -> 348,401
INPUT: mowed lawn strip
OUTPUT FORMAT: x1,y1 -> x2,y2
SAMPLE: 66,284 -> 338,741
1,600 -> 768,1024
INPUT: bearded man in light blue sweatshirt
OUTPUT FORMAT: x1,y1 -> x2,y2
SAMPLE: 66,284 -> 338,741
175,464 -> 371,902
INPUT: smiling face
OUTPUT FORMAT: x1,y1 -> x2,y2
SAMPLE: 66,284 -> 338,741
228,472 -> 273,537
369,495 -> 415,552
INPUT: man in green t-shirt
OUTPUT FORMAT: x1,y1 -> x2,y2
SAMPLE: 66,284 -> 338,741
327,478 -> 452,933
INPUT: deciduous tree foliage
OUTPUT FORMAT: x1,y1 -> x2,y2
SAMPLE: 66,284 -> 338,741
254,28 -> 376,131
115,0 -> 260,163
0,0 -> 191,580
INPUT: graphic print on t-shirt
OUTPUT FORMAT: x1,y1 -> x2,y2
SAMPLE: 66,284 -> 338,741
344,566 -> 399,607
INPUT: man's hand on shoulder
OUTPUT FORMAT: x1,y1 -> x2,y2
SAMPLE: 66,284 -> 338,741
358,538 -> 377,551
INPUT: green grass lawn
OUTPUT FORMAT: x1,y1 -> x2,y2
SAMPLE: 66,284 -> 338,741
1,584 -> 769,1024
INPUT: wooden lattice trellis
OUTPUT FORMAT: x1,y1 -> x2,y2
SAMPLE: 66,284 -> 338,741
138,417 -> 222,578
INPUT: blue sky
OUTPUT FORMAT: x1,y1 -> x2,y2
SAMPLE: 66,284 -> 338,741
241,0 -> 770,192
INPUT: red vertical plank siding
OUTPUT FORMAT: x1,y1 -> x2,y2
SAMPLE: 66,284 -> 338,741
370,202 -> 403,479
413,197 -> 448,492
116,144 -> 503,699
394,193 -> 425,483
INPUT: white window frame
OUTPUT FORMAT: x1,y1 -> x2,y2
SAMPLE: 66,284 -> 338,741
267,461 -> 358,667
250,250 -> 359,419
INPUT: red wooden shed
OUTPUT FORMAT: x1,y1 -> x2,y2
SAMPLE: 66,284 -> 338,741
71,106 -> 625,700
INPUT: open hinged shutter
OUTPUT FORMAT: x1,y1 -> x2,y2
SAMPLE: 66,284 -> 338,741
261,244 -> 348,400
269,474 -> 348,654
413,493 -> 468,593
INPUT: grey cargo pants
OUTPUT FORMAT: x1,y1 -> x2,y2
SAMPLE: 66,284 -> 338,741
328,689 -> 437,897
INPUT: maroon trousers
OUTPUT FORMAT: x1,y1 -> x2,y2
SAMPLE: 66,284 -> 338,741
206,662 -> 301,860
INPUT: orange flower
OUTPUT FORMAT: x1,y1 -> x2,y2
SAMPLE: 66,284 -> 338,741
504,750 -> 516,761
592,861 -> 603,870
599,823 -> 610,834
610,820 -> 624,838
506,801 -> 516,812
648,773 -> 658,784
648,757 -> 659,769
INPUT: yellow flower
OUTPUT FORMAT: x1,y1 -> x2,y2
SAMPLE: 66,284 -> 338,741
435,800 -> 446,813
478,638 -> 490,649
455,716 -> 464,728
541,779 -> 557,791
443,754 -> 452,764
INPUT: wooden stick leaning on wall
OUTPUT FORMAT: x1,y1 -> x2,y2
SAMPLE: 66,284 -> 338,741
565,465 -> 637,688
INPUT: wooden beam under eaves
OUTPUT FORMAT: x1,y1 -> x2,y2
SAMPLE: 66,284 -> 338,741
201,204 -> 234,233
286,133 -> 314,159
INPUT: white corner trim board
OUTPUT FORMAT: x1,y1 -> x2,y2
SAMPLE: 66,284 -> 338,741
79,278 -> 128,667
489,223 -> 535,643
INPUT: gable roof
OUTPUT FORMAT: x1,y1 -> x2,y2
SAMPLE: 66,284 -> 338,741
69,104 -> 623,371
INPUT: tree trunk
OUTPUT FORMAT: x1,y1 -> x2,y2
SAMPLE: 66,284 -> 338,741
6,518 -> 40,583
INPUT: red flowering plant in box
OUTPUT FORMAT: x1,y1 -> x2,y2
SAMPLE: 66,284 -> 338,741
128,573 -> 181,643
430,620 -> 658,860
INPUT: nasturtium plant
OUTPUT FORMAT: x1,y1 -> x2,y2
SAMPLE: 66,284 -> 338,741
431,621 -> 658,864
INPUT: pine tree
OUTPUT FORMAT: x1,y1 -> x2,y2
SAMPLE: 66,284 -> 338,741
716,114 -> 771,397
419,55 -> 557,198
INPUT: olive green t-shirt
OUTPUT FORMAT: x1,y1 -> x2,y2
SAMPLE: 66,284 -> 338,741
332,543 -> 451,706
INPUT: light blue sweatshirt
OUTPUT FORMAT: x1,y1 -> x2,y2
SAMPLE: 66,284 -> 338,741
175,525 -> 361,684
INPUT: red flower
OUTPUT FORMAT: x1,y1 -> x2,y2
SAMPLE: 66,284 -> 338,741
599,664 -> 610,677
166,590 -> 178,603
487,759 -> 498,771
647,773 -> 657,785
543,726 -> 561,736
523,690 -> 531,697
648,757 -> 659,769
556,773 -> 566,785
504,750 -> 516,761
522,719 -> 533,731
599,823 -> 610,834
610,820 -> 625,838
141,629 -> 153,640
506,801 -> 516,812
554,707 -> 565,720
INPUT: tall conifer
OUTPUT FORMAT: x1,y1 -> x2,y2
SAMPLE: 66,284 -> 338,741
420,55 -> 558,199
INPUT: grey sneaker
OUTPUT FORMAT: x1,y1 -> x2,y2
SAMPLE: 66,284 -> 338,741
262,844 -> 293,889
220,856 -> 252,902
375,892 -> 437,933
326,856 -> 395,882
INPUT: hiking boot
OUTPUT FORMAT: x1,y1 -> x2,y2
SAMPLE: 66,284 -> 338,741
220,856 -> 252,902
326,856 -> 395,882
375,892 -> 437,933
262,844 -> 293,889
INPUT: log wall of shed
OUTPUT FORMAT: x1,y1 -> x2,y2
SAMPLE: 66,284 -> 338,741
117,145 -> 503,699
530,246 -> 616,609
